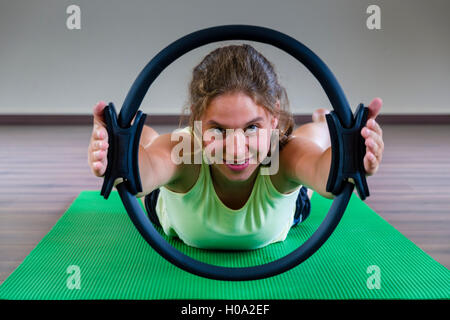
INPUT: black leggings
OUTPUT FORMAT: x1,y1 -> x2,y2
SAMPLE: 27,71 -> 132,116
144,186 -> 311,228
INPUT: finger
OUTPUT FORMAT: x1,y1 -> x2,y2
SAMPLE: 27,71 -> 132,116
364,150 -> 378,174
367,118 -> 383,137
92,161 -> 106,177
93,127 -> 108,140
367,97 -> 383,120
365,138 -> 379,158
93,101 -> 108,127
91,140 -> 109,151
361,127 -> 384,151
366,150 -> 377,164
98,140 -> 109,150
367,138 -> 384,161
365,134 -> 384,160
93,149 -> 106,162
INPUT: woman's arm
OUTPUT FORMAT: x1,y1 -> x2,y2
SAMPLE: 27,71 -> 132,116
136,131 -> 192,197
281,98 -> 384,200
88,102 -> 192,197
280,136 -> 335,199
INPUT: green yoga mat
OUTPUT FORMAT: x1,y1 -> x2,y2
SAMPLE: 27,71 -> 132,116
0,191 -> 449,300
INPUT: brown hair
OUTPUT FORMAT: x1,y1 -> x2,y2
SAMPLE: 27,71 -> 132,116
181,44 -> 294,149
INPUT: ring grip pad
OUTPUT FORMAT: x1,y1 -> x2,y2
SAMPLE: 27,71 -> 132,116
326,103 -> 370,200
100,102 -> 147,199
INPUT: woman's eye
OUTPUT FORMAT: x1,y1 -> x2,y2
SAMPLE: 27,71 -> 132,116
212,127 -> 225,135
245,124 -> 258,134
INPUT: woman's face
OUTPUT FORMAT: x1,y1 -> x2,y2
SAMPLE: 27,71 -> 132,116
199,92 -> 278,183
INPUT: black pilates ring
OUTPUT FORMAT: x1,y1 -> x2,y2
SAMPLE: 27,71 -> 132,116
100,24 -> 370,281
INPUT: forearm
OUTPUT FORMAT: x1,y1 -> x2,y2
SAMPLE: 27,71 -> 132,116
140,125 -> 158,148
314,147 -> 335,199
134,125 -> 160,197
135,144 -> 156,198
136,131 -> 182,198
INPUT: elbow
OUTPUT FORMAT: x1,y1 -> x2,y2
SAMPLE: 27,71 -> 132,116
136,191 -> 147,198
323,192 -> 335,200
307,183 -> 334,200
317,188 -> 335,200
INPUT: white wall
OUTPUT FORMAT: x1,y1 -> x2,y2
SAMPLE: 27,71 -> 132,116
0,0 -> 449,115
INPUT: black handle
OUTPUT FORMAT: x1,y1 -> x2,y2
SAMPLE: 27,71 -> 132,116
326,104 -> 370,200
100,102 -> 147,199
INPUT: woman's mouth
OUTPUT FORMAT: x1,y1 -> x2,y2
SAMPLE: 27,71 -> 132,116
225,159 -> 250,171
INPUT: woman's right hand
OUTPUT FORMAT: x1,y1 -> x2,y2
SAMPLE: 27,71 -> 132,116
88,101 -> 109,177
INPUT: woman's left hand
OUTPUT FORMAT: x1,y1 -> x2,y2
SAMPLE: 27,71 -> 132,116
361,98 -> 384,176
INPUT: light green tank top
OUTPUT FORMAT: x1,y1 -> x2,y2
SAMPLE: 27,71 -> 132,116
154,127 -> 302,250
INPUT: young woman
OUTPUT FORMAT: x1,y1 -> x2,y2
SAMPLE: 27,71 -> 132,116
88,44 -> 384,250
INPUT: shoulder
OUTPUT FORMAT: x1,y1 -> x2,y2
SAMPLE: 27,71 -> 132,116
271,134 -> 320,191
156,129 -> 201,193
278,135 -> 308,180
150,128 -> 196,159
268,136 -> 302,193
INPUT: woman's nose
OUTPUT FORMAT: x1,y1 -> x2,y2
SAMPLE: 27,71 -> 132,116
224,129 -> 248,161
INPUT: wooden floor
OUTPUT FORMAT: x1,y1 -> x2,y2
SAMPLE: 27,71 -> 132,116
0,124 -> 449,285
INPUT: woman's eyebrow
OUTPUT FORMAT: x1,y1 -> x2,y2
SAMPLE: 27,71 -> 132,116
206,116 -> 264,127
